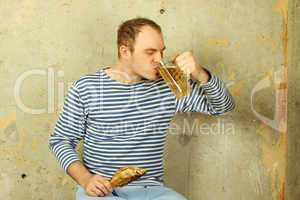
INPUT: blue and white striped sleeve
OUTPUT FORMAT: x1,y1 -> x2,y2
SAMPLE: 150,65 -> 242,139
49,83 -> 87,171
175,73 -> 235,115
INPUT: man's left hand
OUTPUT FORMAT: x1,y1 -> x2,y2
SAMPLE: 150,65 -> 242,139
174,51 -> 210,84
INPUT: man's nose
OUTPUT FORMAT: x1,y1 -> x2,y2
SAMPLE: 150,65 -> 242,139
154,52 -> 163,63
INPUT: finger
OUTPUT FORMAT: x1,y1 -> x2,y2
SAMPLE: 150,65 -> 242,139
172,53 -> 181,62
185,71 -> 191,80
93,185 -> 105,197
178,51 -> 192,59
176,60 -> 190,70
102,180 -> 113,193
175,56 -> 193,66
174,54 -> 184,63
86,188 -> 98,197
95,182 -> 109,195
95,176 -> 113,193
179,65 -> 192,77
176,58 -> 189,65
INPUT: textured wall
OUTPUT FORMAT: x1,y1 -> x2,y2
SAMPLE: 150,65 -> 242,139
287,0 -> 300,199
0,0 -> 297,200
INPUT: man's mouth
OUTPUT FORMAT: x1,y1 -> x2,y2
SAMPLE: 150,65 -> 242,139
155,71 -> 161,78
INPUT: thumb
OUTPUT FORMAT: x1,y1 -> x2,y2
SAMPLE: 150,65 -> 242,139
172,53 -> 180,63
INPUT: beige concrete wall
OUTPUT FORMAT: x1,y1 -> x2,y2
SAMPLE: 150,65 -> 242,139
287,0 -> 300,199
0,0 -> 297,199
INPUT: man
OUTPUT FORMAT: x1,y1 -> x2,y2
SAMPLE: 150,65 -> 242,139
49,17 -> 235,200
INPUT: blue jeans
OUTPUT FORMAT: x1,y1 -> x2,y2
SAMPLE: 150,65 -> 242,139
76,185 -> 187,200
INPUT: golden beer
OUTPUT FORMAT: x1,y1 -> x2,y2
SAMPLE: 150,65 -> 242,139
158,61 -> 191,99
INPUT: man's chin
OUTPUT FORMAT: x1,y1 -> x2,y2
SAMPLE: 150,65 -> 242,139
142,73 -> 159,81
149,74 -> 161,81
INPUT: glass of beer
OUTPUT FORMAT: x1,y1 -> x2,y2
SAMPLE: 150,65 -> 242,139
158,60 -> 191,99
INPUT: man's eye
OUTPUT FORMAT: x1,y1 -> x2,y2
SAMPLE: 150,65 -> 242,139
146,51 -> 154,55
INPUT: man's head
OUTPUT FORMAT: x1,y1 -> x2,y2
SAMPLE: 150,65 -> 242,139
117,17 -> 165,80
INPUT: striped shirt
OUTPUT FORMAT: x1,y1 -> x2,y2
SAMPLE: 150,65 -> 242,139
49,67 -> 235,186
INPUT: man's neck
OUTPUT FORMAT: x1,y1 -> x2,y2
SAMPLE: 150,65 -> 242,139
106,62 -> 143,84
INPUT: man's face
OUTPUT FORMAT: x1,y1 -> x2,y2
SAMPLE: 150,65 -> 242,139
128,26 -> 165,80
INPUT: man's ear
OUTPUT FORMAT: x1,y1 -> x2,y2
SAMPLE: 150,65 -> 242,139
119,45 -> 132,59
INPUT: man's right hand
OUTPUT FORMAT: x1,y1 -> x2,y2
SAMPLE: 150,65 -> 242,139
82,174 -> 113,197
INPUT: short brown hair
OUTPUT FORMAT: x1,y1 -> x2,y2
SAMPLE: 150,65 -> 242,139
117,17 -> 162,58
